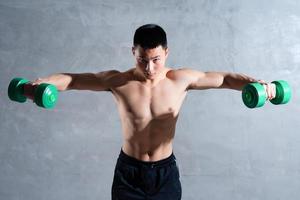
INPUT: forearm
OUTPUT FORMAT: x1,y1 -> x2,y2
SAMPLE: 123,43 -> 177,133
222,72 -> 258,91
33,73 -> 74,91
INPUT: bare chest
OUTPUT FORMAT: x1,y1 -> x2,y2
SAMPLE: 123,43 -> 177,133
112,80 -> 187,119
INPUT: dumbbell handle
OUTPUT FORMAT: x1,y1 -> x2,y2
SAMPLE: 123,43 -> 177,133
23,83 -> 37,101
262,83 -> 276,100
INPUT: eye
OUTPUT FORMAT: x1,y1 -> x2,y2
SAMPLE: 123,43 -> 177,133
153,58 -> 160,63
138,58 -> 147,64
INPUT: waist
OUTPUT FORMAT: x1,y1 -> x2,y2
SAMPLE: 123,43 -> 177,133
122,139 -> 174,161
118,148 -> 176,168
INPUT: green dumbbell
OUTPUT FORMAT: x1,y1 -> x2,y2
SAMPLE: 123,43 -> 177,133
8,77 -> 58,109
242,80 -> 291,108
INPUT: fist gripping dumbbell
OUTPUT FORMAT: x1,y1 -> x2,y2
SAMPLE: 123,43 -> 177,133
8,77 -> 58,109
242,80 -> 291,108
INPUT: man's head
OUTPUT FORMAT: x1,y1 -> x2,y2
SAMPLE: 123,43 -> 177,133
132,24 -> 169,80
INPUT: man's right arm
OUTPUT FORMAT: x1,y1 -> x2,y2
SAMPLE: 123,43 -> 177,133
32,70 -> 120,92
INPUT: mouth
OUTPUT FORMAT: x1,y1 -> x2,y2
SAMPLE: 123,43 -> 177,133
145,73 -> 154,77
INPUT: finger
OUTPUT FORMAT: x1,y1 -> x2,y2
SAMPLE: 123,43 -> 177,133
271,83 -> 276,99
264,83 -> 270,100
265,83 -> 269,100
262,83 -> 268,94
32,78 -> 42,85
258,79 -> 267,84
268,83 -> 272,99
267,83 -> 274,99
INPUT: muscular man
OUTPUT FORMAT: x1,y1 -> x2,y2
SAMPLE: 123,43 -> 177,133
33,24 -> 275,200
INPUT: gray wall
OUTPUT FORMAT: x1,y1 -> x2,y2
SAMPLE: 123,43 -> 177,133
1,0 -> 299,199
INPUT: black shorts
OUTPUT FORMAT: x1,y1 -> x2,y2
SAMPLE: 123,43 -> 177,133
111,149 -> 182,200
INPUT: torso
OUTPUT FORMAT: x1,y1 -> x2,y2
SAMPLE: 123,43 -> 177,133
110,68 -> 189,161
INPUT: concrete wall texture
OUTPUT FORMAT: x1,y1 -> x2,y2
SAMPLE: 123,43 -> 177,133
0,0 -> 299,199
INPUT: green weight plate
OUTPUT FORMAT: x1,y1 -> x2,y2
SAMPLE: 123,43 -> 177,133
242,83 -> 266,108
270,80 -> 291,105
34,83 -> 58,109
8,77 -> 29,103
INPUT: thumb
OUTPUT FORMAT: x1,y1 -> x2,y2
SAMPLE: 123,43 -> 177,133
32,78 -> 43,85
257,79 -> 267,85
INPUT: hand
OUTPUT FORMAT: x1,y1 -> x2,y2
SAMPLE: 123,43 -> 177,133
32,78 -> 46,86
257,80 -> 276,100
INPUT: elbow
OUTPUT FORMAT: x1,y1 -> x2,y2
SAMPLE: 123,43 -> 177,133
61,73 -> 76,91
222,74 -> 240,90
66,76 -> 76,90
220,74 -> 231,89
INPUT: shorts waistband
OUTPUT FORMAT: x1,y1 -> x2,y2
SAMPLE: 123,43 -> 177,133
118,149 -> 176,168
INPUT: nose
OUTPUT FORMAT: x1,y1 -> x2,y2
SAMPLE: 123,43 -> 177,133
146,61 -> 154,73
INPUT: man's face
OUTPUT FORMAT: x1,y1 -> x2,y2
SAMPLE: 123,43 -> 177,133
132,45 -> 169,80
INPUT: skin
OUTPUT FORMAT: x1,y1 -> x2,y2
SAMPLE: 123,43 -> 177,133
33,45 -> 276,161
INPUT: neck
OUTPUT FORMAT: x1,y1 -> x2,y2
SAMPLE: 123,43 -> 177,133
133,68 -> 168,87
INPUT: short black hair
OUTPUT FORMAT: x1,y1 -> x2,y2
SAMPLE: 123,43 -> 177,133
133,24 -> 167,49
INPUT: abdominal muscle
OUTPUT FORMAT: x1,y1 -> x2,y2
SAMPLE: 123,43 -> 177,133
120,112 -> 179,162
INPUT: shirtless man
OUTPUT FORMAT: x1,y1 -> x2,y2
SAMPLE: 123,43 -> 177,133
32,24 -> 275,200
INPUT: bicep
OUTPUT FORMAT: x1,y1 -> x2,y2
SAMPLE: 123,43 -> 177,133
70,70 -> 120,91
181,69 -> 228,90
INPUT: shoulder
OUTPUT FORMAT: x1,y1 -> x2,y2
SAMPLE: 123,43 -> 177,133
100,68 -> 137,89
166,67 -> 205,81
95,69 -> 136,81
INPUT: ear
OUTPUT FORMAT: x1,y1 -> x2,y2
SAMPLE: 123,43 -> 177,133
165,47 -> 169,58
132,47 -> 135,56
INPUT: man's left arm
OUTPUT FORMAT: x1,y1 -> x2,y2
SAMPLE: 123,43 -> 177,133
177,68 -> 276,99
